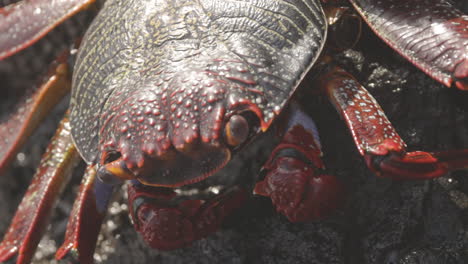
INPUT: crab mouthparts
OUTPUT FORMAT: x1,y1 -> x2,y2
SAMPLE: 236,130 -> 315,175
135,184 -> 233,207
97,145 -> 231,188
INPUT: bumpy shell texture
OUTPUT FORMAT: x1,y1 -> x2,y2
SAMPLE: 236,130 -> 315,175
69,0 -> 327,174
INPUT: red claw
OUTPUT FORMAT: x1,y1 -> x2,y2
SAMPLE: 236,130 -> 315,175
254,124 -> 344,222
254,157 -> 344,222
135,206 -> 194,250
127,183 -> 247,250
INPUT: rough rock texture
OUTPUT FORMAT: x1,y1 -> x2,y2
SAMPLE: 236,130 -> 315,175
0,1 -> 467,264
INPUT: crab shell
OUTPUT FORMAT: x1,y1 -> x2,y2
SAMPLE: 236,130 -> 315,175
69,0 -> 328,187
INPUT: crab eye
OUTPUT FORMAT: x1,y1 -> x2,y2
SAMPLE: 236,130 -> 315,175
224,114 -> 249,147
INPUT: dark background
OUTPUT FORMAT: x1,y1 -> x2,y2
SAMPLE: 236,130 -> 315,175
0,0 -> 467,263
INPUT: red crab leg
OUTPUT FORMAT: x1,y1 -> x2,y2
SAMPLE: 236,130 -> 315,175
254,104 -> 345,222
319,66 -> 468,180
349,0 -> 468,90
0,114 -> 80,264
0,0 -> 96,60
56,165 -> 113,264
0,51 -> 71,175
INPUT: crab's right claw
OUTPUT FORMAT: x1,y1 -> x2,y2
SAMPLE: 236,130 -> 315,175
350,0 -> 468,90
0,0 -> 96,60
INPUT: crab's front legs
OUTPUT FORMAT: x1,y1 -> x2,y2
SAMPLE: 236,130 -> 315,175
319,66 -> 468,180
254,104 -> 345,222
127,182 -> 247,250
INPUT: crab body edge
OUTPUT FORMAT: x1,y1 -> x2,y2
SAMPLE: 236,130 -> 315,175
70,0 -> 326,184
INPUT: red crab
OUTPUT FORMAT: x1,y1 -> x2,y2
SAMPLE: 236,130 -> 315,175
0,0 -> 467,263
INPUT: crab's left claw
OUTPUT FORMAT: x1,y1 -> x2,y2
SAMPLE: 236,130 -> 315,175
127,182 -> 247,250
0,0 -> 96,60
350,0 -> 468,90
0,115 -> 80,264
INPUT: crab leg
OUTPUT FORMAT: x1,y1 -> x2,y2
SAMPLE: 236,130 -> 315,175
0,52 -> 71,175
0,0 -> 96,60
349,0 -> 468,90
0,114 -> 80,264
319,66 -> 468,180
56,165 -> 114,264
254,103 -> 344,222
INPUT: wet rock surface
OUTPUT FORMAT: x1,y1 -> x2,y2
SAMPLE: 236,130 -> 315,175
0,1 -> 467,263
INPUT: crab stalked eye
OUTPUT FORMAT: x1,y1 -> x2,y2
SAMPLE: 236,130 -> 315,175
224,114 -> 250,147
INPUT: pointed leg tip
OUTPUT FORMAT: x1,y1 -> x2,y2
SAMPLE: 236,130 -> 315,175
367,151 -> 451,180
455,80 -> 468,91
55,244 -> 70,260
454,60 -> 468,90
56,245 -> 87,264
0,245 -> 18,263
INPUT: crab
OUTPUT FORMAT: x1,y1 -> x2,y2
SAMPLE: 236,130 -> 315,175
0,0 -> 467,263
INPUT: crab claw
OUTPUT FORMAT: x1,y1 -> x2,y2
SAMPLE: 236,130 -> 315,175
254,157 -> 343,222
127,182 -> 247,250
254,121 -> 345,223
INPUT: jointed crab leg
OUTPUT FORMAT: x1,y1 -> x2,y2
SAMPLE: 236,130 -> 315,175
0,52 -> 71,174
56,165 -> 113,264
0,0 -> 96,60
0,114 -> 80,264
349,0 -> 468,90
320,65 -> 468,180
